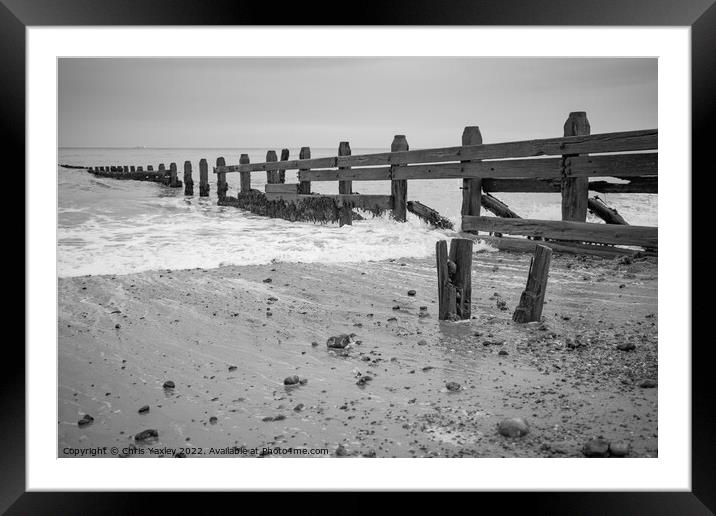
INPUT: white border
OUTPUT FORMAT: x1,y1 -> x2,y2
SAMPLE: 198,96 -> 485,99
28,27 -> 690,491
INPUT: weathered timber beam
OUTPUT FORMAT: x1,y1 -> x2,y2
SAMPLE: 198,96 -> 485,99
215,129 -> 657,173
481,193 -> 521,218
588,196 -> 629,225
461,216 -> 657,247
406,201 -> 454,230
475,234 -> 638,258
264,193 -> 393,211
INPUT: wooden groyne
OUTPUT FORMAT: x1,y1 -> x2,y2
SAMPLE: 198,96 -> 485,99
66,110 -> 658,257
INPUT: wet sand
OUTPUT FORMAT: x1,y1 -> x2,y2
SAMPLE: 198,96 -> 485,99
58,250 -> 657,458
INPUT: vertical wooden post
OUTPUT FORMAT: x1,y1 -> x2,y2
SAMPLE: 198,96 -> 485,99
298,147 -> 311,194
137,166 -> 143,172
279,148 -> 289,184
123,165 -> 129,173
147,165 -> 153,171
129,166 -> 135,172
338,141 -> 352,227
239,154 -> 251,193
436,238 -> 473,320
216,157 -> 227,200
461,126 -> 483,231
169,162 -> 178,187
266,150 -> 278,184
561,111 -> 590,221
199,158 -> 209,197
184,161 -> 194,195
390,135 -> 408,222
512,244 -> 552,323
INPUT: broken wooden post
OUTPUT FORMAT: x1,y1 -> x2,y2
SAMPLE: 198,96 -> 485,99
169,162 -> 178,187
512,244 -> 553,323
266,150 -> 278,184
239,154 -> 251,193
184,161 -> 194,195
561,112 -> 590,221
129,166 -> 135,172
338,141 -> 352,227
481,193 -> 521,219
436,238 -> 473,321
588,196 -> 628,225
123,166 -> 129,173
137,166 -> 143,172
216,157 -> 227,200
199,159 -> 209,197
147,165 -> 153,171
390,135 -> 408,222
461,126 -> 482,231
298,147 -> 311,194
279,149 -> 289,184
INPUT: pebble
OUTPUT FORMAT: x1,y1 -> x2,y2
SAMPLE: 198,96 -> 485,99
138,405 -> 150,414
209,416 -> 218,425
638,379 -> 657,388
326,334 -> 351,349
497,417 -> 530,438
134,429 -> 159,442
616,342 -> 636,352
228,365 -> 237,372
498,350 -> 509,356
609,442 -> 631,457
582,438 -> 610,457
293,403 -> 305,412
77,414 -> 94,427
356,376 -> 373,386
446,382 -> 461,392
283,375 -> 300,386
163,380 -> 175,389
407,290 -> 416,296
417,339 -> 428,346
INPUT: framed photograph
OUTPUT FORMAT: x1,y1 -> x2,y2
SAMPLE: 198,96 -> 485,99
10,0 -> 710,511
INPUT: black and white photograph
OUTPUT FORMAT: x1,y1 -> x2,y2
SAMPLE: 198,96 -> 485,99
56,56 -> 659,459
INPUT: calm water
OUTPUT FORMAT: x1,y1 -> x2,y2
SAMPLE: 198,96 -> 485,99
58,147 -> 657,278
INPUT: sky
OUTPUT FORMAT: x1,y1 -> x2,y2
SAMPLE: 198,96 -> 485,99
58,57 -> 657,149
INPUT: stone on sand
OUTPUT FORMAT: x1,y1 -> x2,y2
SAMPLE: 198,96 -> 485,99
497,417 -> 530,438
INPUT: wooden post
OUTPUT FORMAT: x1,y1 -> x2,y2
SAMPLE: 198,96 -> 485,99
561,112 -> 591,221
239,154 -> 251,193
390,135 -> 408,222
279,149 -> 289,184
338,141 -> 352,227
461,126 -> 483,231
184,161 -> 194,195
123,166 -> 129,173
266,151 -> 278,184
129,166 -> 134,172
481,193 -> 521,219
199,159 -> 209,197
436,238 -> 473,321
588,196 -> 628,225
298,147 -> 311,194
147,165 -> 153,171
137,166 -> 143,172
216,157 -> 227,200
512,244 -> 552,323
169,162 -> 178,187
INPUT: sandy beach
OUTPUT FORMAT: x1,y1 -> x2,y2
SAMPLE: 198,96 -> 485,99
57,248 -> 657,458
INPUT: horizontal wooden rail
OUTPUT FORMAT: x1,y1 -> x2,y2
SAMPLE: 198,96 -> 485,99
461,216 -> 657,247
265,193 -> 393,210
482,176 -> 657,194
215,129 -> 657,174
296,153 -> 657,182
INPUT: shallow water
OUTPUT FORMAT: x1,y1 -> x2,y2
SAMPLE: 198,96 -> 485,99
58,147 -> 657,277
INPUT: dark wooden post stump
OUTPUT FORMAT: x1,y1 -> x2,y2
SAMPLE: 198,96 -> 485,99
298,147 -> 311,194
338,141 -> 352,227
512,244 -> 553,323
169,162 -> 179,187
216,157 -> 227,200
199,158 -> 209,197
266,150 -> 278,184
561,111 -> 590,221
184,161 -> 194,195
239,154 -> 251,193
436,238 -> 473,320
390,135 -> 408,222
279,148 -> 289,184
147,165 -> 153,171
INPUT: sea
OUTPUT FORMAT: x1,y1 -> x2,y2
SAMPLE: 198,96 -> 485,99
57,147 -> 658,278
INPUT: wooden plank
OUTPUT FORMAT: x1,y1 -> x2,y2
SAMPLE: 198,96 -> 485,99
461,126 -> 482,230
265,183 -> 299,193
406,201 -> 454,230
216,129 -> 657,173
475,234 -> 639,258
481,193 -> 521,218
462,216 -> 657,247
589,177 -> 657,194
588,196 -> 628,225
265,150 -> 279,184
264,193 -> 392,210
483,178 -> 562,193
390,135 -> 408,222
298,147 -> 311,194
512,245 -> 553,323
561,111 -> 591,222
279,148 -> 289,184
183,161 -> 194,195
436,241 -> 450,320
449,238 -> 473,320
569,153 -> 657,178
239,154 -> 251,193
338,141 -> 352,227
299,167 -> 391,181
216,157 -> 227,199
199,158 -> 209,197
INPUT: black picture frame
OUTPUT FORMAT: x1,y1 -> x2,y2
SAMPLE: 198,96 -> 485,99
6,0 -> 710,512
